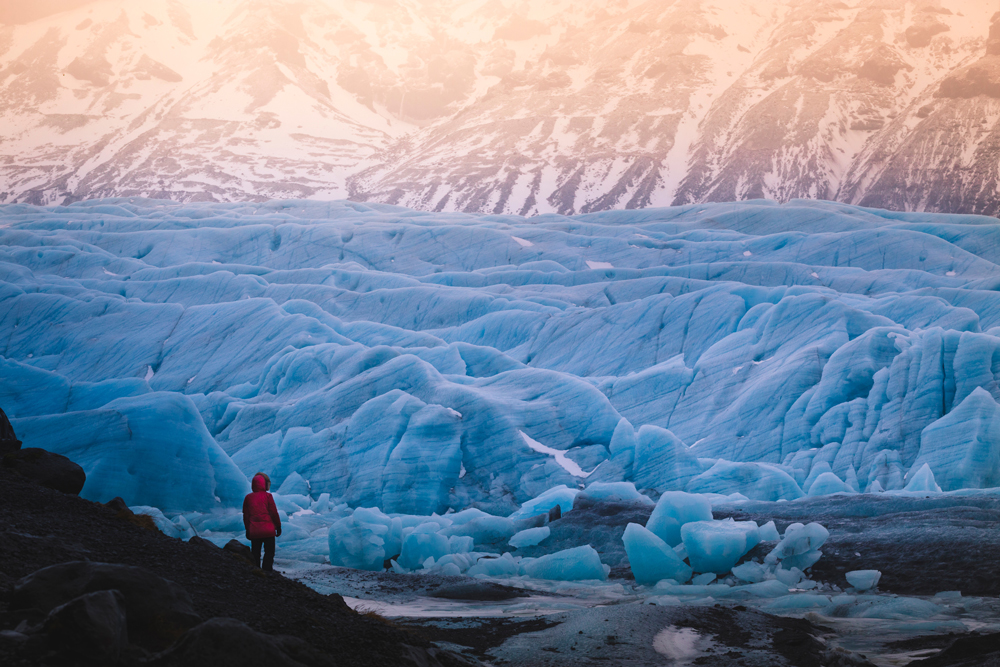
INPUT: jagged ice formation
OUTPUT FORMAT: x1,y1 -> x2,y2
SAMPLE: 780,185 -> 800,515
2,198 -> 1000,517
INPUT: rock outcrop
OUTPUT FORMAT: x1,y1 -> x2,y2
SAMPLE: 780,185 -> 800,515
2,448 -> 86,495
10,561 -> 202,651
0,408 -> 20,452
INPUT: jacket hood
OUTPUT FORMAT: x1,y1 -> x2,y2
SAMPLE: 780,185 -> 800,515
251,473 -> 269,492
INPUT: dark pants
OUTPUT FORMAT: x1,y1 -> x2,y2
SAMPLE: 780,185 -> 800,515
251,537 -> 275,571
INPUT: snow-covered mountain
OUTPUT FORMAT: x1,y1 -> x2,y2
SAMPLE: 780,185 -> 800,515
2,0 -> 1000,215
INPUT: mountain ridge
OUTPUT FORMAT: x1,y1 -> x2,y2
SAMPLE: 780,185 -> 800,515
2,0 -> 999,217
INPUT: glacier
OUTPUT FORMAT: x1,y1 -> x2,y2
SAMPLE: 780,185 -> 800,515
2,197 -> 1000,525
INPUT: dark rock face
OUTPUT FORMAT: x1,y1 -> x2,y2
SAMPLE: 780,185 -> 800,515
10,561 -> 202,651
988,12 -> 1000,56
0,407 -> 21,452
40,589 -> 130,663
148,617 -> 335,667
904,21 -> 949,48
936,61 -> 1000,99
2,448 -> 86,495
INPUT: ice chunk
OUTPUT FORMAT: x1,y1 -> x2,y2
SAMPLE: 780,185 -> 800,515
621,523 -> 692,585
311,493 -> 332,514
448,536 -> 474,553
687,461 -> 804,501
846,570 -> 882,591
274,494 -> 311,514
509,526 -> 550,549
576,481 -> 653,506
904,463 -> 942,493
691,573 -> 717,585
758,521 -> 780,542
520,545 -> 608,581
467,553 -> 520,578
277,471 -> 311,496
398,525 -> 451,570
768,522 -> 829,571
807,472 -> 853,496
645,491 -> 713,547
509,485 -> 579,521
774,566 -> 804,586
731,561 -> 765,584
681,520 -> 760,574
328,510 -> 389,571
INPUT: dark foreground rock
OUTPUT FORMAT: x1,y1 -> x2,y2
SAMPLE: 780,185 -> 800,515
11,561 -> 201,650
148,617 -> 336,667
38,589 -> 130,663
223,539 -> 254,563
2,448 -> 85,495
0,465 -> 480,667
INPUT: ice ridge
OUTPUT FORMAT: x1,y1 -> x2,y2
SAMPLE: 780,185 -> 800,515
2,198 -> 1000,514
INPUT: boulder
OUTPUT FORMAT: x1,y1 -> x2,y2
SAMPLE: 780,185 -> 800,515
10,561 -> 201,650
428,581 -> 528,601
0,406 -> 21,453
41,589 -> 129,662
104,496 -> 131,514
2,447 -> 85,495
149,617 -> 335,667
223,539 -> 253,563
188,536 -> 219,550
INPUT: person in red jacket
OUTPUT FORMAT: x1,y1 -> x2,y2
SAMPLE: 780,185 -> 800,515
243,472 -> 282,571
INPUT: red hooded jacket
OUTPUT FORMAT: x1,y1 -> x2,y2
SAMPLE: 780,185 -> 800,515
243,473 -> 281,540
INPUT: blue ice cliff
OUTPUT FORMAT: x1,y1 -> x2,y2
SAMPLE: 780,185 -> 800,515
2,197 -> 1000,519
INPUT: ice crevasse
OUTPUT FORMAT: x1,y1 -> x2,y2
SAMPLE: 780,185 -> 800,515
2,198 -> 1000,517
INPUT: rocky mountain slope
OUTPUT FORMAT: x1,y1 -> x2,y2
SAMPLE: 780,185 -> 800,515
2,0 -> 1000,216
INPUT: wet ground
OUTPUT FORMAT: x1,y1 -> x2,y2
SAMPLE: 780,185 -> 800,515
282,492 -> 1000,666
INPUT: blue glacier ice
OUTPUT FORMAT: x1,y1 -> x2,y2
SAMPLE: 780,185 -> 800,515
520,545 -> 609,581
645,491 -> 713,547
509,526 -> 550,549
846,570 -> 882,591
680,519 -> 761,575
621,522 -> 693,585
2,197 -> 1000,536
398,524 -> 451,570
766,522 -> 830,571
